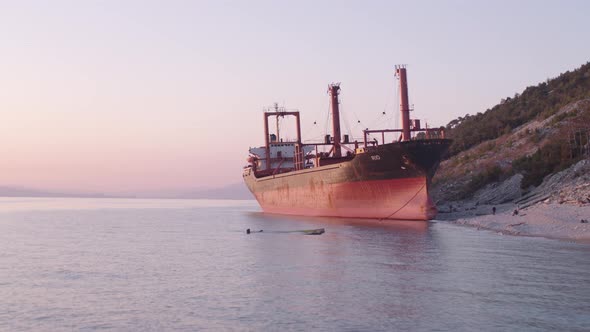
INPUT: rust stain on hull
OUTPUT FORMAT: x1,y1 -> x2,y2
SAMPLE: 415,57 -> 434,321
253,177 -> 434,220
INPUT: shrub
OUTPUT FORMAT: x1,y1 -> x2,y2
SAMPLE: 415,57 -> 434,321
512,140 -> 575,188
460,165 -> 504,198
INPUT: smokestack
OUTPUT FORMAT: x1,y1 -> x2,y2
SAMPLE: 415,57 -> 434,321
328,83 -> 342,157
395,65 -> 411,141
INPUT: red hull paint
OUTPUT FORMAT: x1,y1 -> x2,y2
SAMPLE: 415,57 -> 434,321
252,177 -> 436,221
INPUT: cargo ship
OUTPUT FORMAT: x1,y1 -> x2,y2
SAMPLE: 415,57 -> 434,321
243,66 -> 451,220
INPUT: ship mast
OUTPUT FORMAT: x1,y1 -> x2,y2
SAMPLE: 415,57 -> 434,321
328,83 -> 342,157
395,65 -> 411,141
274,102 -> 280,141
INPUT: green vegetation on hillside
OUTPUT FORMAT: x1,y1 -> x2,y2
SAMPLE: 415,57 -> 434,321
513,120 -> 590,189
512,140 -> 567,188
462,165 -> 503,199
445,62 -> 590,157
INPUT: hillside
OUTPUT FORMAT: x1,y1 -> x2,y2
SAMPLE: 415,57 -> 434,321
433,62 -> 590,206
445,62 -> 590,157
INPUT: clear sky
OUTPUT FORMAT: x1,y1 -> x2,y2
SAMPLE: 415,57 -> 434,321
1,0 -> 588,194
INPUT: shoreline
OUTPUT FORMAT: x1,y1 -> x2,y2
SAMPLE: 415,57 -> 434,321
437,203 -> 590,243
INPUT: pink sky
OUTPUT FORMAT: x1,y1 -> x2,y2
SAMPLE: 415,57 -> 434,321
1,1 -> 588,194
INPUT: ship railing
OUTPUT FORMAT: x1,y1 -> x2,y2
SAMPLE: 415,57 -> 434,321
299,141 -> 360,164
362,128 -> 446,147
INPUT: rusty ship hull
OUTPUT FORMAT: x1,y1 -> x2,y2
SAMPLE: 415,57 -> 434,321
244,139 -> 450,220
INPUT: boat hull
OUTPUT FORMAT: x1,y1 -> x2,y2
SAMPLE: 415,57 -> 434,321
243,139 -> 450,221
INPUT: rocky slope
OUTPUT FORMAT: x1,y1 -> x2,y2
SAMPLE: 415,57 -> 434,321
433,143 -> 590,242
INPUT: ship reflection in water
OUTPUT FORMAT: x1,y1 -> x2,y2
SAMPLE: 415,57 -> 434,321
0,198 -> 588,331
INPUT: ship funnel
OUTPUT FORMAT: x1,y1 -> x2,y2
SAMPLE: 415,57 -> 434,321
328,83 -> 342,157
395,65 -> 411,141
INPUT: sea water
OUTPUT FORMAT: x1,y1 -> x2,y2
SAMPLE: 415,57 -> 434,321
0,197 -> 588,331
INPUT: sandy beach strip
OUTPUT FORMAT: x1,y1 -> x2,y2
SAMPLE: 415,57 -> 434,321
438,203 -> 590,242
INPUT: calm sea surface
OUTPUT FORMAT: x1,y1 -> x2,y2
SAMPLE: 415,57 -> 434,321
0,197 -> 588,331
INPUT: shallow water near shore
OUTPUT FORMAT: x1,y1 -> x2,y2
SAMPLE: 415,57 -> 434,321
0,197 -> 589,331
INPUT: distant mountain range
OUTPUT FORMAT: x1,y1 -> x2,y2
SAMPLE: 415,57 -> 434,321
0,183 -> 254,200
174,182 -> 253,200
0,186 -> 111,198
